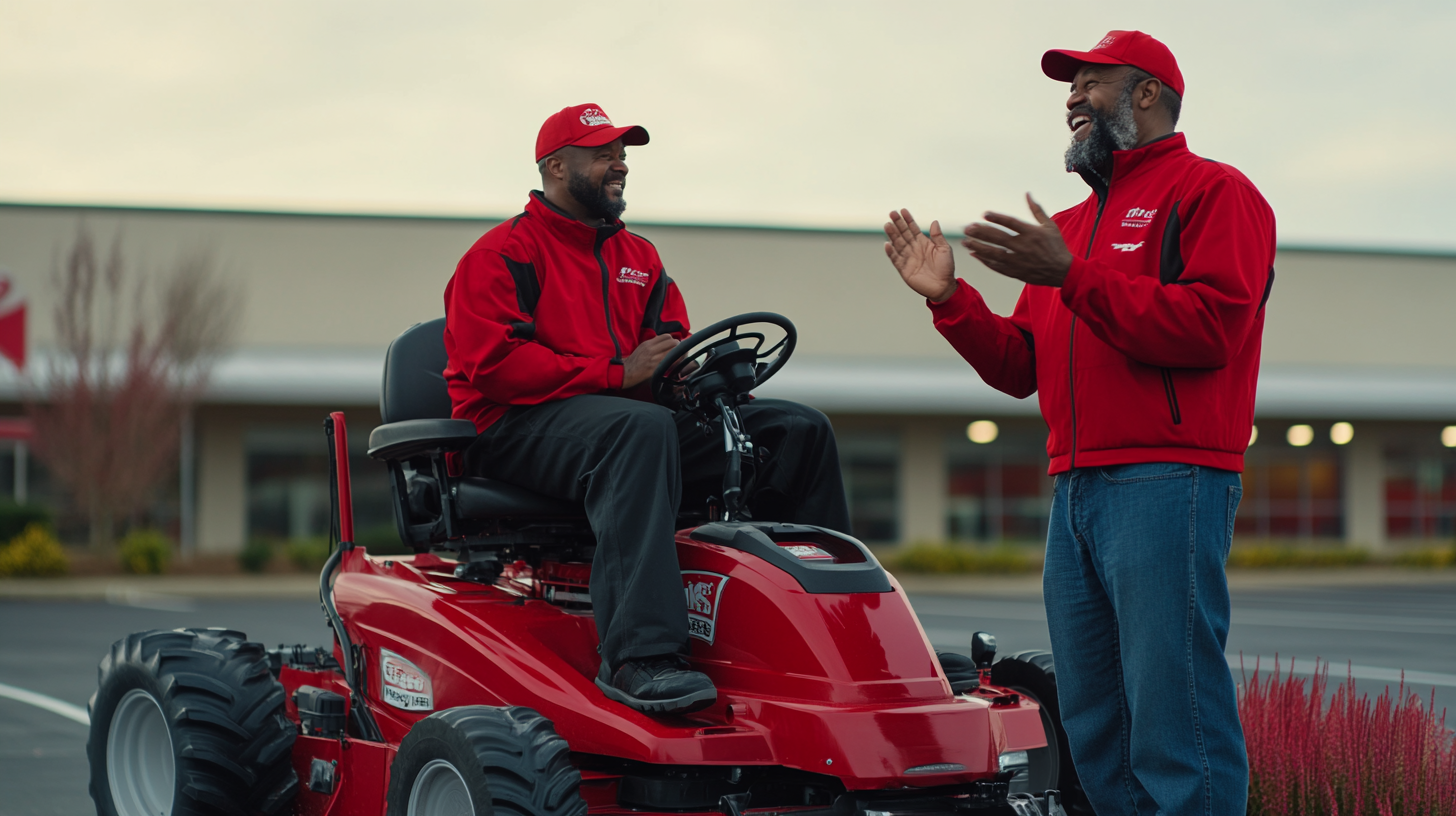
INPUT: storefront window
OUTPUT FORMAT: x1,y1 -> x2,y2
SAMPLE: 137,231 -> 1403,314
246,426 -> 392,543
837,431 -> 900,543
1237,425 -> 1342,538
1385,450 -> 1456,539
946,423 -> 1052,542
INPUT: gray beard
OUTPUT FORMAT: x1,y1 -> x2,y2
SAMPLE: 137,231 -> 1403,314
1064,83 -> 1140,179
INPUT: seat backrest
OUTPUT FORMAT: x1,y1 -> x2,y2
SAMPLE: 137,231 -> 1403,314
380,317 -> 453,423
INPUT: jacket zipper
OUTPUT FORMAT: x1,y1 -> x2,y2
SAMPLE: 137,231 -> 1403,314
594,230 -> 624,365
1071,192 -> 1108,469
1161,368 -> 1182,425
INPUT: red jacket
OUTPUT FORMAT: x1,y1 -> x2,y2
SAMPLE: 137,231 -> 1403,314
932,134 -> 1275,474
444,192 -> 690,431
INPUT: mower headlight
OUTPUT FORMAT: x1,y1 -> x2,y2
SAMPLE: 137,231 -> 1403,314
998,750 -> 1029,774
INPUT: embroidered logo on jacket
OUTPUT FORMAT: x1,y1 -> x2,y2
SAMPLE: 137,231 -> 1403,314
1111,241 -> 1145,252
617,267 -> 649,286
1121,207 -> 1157,228
579,108 -> 612,127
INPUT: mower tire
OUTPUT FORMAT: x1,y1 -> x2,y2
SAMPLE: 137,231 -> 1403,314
991,650 -> 1090,816
386,705 -> 587,816
87,627 -> 299,816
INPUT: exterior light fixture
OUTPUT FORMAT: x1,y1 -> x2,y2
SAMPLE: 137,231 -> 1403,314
1330,422 -> 1354,445
966,420 -> 998,444
1248,426 -> 1258,446
1287,424 -> 1314,447
1443,426 -> 1456,448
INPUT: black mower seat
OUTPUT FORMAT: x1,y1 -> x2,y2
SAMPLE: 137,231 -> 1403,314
454,477 -> 584,519
373,318 -> 588,532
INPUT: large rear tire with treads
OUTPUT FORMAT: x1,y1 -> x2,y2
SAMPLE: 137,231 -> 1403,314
992,650 -> 1091,816
87,627 -> 299,816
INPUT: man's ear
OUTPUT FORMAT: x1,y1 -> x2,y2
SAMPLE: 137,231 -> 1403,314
541,153 -> 567,182
1137,78 -> 1163,112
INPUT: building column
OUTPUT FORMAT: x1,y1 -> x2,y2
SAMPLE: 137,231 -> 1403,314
197,409 -> 247,555
897,419 -> 947,545
1343,426 -> 1385,551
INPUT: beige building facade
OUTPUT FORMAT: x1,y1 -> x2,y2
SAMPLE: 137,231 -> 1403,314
2,202 -> 1454,551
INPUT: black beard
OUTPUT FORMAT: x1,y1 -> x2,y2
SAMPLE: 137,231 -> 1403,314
566,170 -> 626,221
1064,84 -> 1140,179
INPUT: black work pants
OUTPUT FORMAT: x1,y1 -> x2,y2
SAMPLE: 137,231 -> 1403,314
462,394 -> 851,670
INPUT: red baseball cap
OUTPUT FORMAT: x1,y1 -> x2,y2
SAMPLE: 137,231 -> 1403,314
1041,30 -> 1184,98
534,103 -> 649,162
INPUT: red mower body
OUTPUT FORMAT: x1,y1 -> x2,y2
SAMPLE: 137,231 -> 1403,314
281,522 -> 1046,815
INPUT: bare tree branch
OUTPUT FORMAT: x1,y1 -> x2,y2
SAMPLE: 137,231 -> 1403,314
27,226 -> 243,550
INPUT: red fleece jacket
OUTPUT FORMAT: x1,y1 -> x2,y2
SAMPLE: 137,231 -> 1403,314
444,192 -> 690,431
931,134 -> 1276,474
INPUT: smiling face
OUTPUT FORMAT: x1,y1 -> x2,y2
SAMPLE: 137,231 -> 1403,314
1066,64 -> 1134,143
1062,64 -> 1143,178
561,140 -> 629,221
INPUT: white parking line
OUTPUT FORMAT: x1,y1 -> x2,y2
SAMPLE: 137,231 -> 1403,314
0,681 -> 90,725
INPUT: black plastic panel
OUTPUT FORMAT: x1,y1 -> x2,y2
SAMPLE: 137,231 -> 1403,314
366,418 -> 478,460
689,522 -> 892,594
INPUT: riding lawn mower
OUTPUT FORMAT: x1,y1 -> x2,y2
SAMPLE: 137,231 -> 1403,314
85,313 -> 1085,816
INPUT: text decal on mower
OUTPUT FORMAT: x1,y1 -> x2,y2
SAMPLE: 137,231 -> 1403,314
682,570 -> 730,645
380,649 -> 434,712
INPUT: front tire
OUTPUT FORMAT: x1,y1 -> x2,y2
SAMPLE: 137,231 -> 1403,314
387,706 -> 586,816
991,651 -> 1090,816
87,628 -> 299,816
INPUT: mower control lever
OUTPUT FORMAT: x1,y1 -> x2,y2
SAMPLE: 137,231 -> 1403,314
716,395 -> 753,522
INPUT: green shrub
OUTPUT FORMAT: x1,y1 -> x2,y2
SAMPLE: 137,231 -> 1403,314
118,528 -> 171,574
0,523 -> 69,577
1227,544 -> 1371,569
1393,544 -> 1456,568
239,539 -> 274,573
0,501 -> 53,544
887,543 -> 1042,575
286,537 -> 331,571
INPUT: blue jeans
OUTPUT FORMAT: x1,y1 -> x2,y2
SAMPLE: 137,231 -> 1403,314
1043,463 -> 1247,816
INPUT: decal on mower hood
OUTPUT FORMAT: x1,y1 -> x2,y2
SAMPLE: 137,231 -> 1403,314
380,649 -> 434,712
681,570 -> 729,645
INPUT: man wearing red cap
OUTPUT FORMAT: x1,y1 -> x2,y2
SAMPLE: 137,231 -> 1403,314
443,104 -> 852,715
885,31 -> 1273,816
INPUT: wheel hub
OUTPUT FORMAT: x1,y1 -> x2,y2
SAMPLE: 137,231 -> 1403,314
409,758 -> 474,816
107,688 -> 175,816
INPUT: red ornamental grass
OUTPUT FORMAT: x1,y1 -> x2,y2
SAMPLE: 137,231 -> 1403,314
1239,655 -> 1456,816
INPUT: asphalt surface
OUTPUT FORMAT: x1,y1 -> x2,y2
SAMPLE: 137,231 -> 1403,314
3,583 -> 1454,815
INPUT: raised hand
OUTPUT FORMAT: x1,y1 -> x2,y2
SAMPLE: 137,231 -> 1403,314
961,194 -> 1074,287
884,209 -> 957,303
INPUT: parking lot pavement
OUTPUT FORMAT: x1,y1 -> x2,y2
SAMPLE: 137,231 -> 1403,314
912,582 -> 1456,715
2,574 -> 1454,815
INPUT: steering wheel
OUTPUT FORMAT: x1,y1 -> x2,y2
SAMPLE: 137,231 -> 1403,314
651,312 -> 796,409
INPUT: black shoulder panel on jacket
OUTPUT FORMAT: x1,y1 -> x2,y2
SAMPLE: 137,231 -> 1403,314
503,256 -> 541,316
1159,201 -> 1185,285
641,273 -> 686,335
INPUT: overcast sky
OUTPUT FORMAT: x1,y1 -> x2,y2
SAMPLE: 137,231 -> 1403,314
3,1 -> 1454,251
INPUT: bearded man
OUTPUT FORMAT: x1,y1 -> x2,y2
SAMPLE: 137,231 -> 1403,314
884,32 -> 1274,816
443,104 -> 853,715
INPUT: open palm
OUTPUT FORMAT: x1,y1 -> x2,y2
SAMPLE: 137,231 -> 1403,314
884,208 -> 956,302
